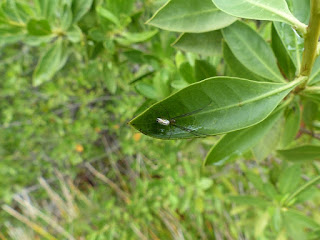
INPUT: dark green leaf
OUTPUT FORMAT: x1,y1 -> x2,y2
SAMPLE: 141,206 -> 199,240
130,77 -> 301,140
205,108 -> 282,165
194,60 -> 216,81
27,19 -> 51,36
179,62 -> 195,84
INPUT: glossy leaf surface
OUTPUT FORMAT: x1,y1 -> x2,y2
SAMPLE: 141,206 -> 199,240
277,145 -> 320,161
130,77 -> 301,139
223,21 -> 284,83
212,0 -> 306,31
205,109 -> 282,165
173,31 -> 222,56
147,0 -> 236,33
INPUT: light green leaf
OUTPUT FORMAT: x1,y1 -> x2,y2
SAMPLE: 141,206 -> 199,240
118,30 -> 158,45
172,31 -> 222,56
66,25 -> 82,43
34,0 -> 57,20
223,21 -> 284,83
33,39 -> 65,86
0,26 -> 25,45
212,0 -> 306,33
280,100 -> 300,147
72,0 -> 93,23
271,23 -> 296,80
130,77 -> 302,140
147,0 -> 236,33
278,145 -> 320,162
205,108 -> 282,165
278,164 -> 301,194
27,18 -> 51,36
135,83 -> 158,100
252,115 -> 283,161
61,4 -> 73,30
286,0 -> 310,24
96,6 -> 120,26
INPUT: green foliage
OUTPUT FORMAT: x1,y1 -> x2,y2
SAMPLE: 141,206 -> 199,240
1,0 -> 320,239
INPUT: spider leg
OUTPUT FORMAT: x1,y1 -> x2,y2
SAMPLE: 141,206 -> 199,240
173,123 -> 209,138
172,100 -> 213,120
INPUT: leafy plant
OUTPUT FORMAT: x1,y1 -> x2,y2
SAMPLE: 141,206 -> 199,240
130,0 -> 320,166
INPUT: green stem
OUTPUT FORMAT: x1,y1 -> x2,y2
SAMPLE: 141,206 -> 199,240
299,0 -> 320,88
284,175 -> 320,206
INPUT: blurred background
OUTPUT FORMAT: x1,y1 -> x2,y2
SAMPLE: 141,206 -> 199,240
0,0 -> 319,239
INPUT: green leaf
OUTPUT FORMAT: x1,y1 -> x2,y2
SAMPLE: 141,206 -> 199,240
246,172 -> 265,193
273,22 -> 303,71
33,39 -> 66,86
194,60 -> 216,81
135,83 -> 158,100
27,19 -> 51,36
212,0 -> 306,33
147,0 -> 236,33
252,115 -> 283,161
0,26 -> 25,45
286,0 -> 310,24
309,57 -> 320,85
283,210 -> 320,229
34,0 -> 57,20
229,196 -> 271,208
61,4 -> 73,30
281,100 -> 301,147
118,30 -> 158,45
271,23 -> 296,80
277,145 -> 320,162
172,31 -> 222,56
103,63 -> 117,94
130,77 -> 302,140
66,25 -> 82,43
223,42 -> 268,82
179,62 -> 195,84
223,21 -> 284,83
72,0 -> 93,23
96,6 -> 120,26
302,101 -> 319,128
278,164 -> 301,194
205,108 -> 283,165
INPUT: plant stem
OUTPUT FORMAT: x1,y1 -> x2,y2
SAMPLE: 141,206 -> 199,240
299,0 -> 320,88
284,175 -> 320,206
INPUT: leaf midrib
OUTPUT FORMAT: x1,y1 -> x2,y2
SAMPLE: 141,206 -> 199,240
181,80 -> 299,118
226,26 -> 283,82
